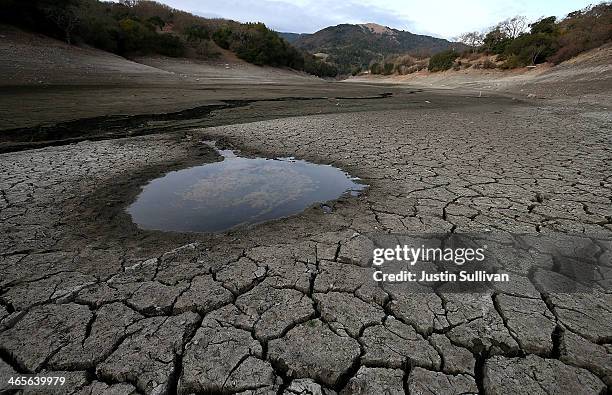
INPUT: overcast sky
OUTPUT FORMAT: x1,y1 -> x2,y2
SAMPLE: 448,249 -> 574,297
150,0 -> 598,38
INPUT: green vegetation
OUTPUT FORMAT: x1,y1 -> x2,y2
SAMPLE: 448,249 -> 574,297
549,3 -> 612,63
374,2 -> 610,75
303,54 -> 339,78
428,50 -> 459,71
115,16 -> 185,56
369,62 -> 395,75
212,23 -> 302,68
0,0 -> 338,77
1,0 -> 187,56
209,23 -> 337,76
477,2 -> 611,68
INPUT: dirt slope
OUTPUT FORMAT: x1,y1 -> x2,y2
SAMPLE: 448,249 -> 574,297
0,24 -> 318,87
0,25 -> 174,86
348,44 -> 612,105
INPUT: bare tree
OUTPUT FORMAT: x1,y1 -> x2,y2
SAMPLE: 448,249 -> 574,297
457,31 -> 484,52
498,16 -> 527,39
120,0 -> 140,7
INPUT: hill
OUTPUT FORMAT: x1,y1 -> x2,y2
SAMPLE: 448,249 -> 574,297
291,23 -> 466,74
277,32 -> 306,43
0,0 -> 338,77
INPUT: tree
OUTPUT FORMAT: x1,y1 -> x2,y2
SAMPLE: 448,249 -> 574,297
184,24 -> 214,57
457,31 -> 484,52
382,62 -> 394,75
212,26 -> 233,49
40,2 -> 80,44
118,17 -> 152,52
529,16 -> 558,35
483,28 -> 507,54
503,32 -> 557,66
147,16 -> 165,30
498,16 -> 528,39
428,50 -> 459,71
184,25 -> 209,43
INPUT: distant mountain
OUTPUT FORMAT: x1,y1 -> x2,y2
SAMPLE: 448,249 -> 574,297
290,23 -> 466,74
277,32 -> 307,44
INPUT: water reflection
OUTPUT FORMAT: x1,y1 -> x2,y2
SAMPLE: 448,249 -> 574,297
127,148 -> 367,233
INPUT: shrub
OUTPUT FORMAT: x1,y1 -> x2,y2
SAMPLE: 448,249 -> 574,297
152,33 -> 185,57
212,26 -> 232,49
462,51 -> 481,61
80,23 -> 120,53
503,32 -> 557,66
189,40 -> 220,58
382,62 -> 394,75
428,50 -> 459,71
395,55 -> 416,67
482,58 -> 497,69
304,55 -> 338,77
147,15 -> 165,30
118,17 -> 154,53
406,66 -> 417,74
499,54 -> 521,69
184,25 -> 209,42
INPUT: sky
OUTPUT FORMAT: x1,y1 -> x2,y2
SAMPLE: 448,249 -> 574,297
147,0 -> 598,39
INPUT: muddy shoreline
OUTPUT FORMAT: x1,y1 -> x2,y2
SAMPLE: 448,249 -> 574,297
57,128 -> 368,264
0,92 -> 401,153
1,83 -> 523,153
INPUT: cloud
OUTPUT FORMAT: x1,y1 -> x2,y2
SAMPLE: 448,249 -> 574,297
160,0 -> 418,34
146,0 -> 595,38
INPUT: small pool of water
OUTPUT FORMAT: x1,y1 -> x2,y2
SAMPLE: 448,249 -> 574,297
127,147 -> 367,233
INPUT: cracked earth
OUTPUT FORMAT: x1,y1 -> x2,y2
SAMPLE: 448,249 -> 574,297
1,91 -> 611,395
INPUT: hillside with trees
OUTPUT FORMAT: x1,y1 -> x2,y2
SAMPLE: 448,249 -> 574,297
364,2 -> 611,76
454,2 -> 611,69
0,0 -> 338,77
291,23 -> 465,75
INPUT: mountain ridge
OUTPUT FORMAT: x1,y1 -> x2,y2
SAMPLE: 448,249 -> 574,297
283,23 -> 465,74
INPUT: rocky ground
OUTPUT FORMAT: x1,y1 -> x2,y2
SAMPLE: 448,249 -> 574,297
1,27 -> 611,395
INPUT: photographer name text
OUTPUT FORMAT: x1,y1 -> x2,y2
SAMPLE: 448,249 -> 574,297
371,245 -> 509,283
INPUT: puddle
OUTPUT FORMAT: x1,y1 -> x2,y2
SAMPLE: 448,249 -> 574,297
127,146 -> 367,233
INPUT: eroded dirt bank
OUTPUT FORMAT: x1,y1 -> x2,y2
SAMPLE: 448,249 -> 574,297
1,86 -> 611,394
348,43 -> 612,108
